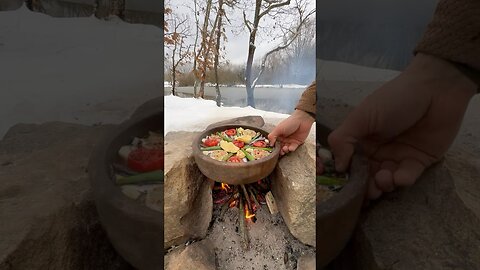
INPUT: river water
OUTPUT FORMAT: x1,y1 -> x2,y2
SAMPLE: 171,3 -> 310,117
164,86 -> 307,114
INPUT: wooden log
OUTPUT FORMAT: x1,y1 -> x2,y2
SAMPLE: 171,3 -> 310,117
240,184 -> 253,212
265,191 -> 278,214
239,196 -> 250,250
248,185 -> 261,212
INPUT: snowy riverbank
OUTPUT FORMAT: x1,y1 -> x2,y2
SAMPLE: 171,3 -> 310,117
0,5 -> 162,138
165,95 -> 317,139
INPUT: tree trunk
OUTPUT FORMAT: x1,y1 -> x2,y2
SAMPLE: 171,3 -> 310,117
199,80 -> 206,99
198,0 -> 213,99
192,0 -> 199,98
171,45 -> 176,96
214,0 -> 224,107
244,0 -> 262,108
193,80 -> 198,98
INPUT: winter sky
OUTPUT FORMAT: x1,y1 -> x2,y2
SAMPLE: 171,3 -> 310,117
166,0 -> 316,65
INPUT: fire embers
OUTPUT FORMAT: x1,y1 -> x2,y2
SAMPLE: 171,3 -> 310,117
211,179 -> 271,250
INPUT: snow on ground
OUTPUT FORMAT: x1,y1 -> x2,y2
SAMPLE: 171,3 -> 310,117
165,95 -> 315,140
0,5 -> 162,138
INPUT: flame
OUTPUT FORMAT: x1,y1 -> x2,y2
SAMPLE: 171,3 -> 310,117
229,200 -> 236,208
221,183 -> 230,191
245,204 -> 255,219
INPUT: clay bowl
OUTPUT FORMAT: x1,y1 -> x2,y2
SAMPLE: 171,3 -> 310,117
316,123 -> 369,268
88,109 -> 163,270
192,124 -> 280,185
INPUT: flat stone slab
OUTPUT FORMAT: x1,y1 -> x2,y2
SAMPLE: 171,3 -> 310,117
0,122 -> 130,269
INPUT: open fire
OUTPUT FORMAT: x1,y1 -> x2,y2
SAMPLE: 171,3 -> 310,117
212,178 -> 274,250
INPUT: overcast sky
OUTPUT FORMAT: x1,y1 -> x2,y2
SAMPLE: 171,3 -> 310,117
166,0 -> 316,65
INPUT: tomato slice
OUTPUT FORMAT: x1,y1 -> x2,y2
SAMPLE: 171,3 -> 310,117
225,128 -> 236,136
232,140 -> 245,148
228,156 -> 242,163
127,148 -> 164,172
204,138 -> 219,147
252,140 -> 267,148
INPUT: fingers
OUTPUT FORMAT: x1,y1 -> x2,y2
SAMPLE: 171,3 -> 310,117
393,159 -> 425,187
374,160 -> 397,192
281,145 -> 288,156
268,132 -> 279,147
328,110 -> 371,172
328,131 -> 355,172
375,169 -> 395,193
367,175 -> 382,200
280,142 -> 301,156
366,158 -> 424,200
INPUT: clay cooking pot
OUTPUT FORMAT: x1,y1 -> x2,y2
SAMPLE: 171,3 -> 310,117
316,122 -> 369,267
88,109 -> 164,270
192,124 -> 280,185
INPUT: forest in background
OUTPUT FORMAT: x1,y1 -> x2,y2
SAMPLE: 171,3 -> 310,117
164,0 -> 315,107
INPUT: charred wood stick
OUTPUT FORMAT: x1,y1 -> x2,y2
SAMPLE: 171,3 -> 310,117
248,185 -> 261,211
219,192 -> 239,220
239,196 -> 250,250
240,184 -> 253,212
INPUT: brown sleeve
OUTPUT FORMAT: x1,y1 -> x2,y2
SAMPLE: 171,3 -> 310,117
414,0 -> 480,88
295,81 -> 316,117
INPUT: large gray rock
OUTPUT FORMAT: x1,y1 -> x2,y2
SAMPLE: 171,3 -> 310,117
0,122 -> 130,269
164,131 -> 212,249
347,157 -> 480,270
272,142 -> 316,247
166,240 -> 216,270
297,254 -> 316,270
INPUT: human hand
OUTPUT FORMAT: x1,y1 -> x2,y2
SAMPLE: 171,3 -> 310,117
268,109 -> 315,155
328,53 -> 477,200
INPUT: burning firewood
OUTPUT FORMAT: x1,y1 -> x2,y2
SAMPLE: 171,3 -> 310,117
239,196 -> 250,250
212,180 -> 276,248
218,188 -> 239,221
248,185 -> 261,212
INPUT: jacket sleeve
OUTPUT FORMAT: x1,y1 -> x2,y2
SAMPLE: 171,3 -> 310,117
414,0 -> 480,89
295,81 -> 316,117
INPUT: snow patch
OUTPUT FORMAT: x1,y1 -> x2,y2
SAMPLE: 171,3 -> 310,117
165,95 -> 291,134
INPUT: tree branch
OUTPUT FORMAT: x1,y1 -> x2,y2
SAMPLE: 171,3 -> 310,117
252,4 -> 314,87
243,11 -> 252,33
259,0 -> 290,19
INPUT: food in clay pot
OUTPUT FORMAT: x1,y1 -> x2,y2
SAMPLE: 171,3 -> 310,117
111,131 -> 164,210
316,141 -> 349,203
200,127 -> 273,163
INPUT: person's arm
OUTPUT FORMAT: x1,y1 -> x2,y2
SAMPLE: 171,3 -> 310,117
268,81 -> 316,155
294,81 -> 316,119
415,0 -> 480,90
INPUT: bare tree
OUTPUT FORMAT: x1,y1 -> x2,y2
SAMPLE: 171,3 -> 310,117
192,0 -> 201,97
195,0 -> 214,98
213,0 -> 225,106
243,0 -> 315,107
165,12 -> 192,95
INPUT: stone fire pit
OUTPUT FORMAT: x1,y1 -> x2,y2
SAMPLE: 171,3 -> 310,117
164,116 -> 317,269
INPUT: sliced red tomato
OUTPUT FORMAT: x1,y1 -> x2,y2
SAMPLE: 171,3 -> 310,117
127,148 -> 164,172
204,138 -> 219,147
225,128 -> 236,136
228,156 -> 241,163
232,140 -> 245,148
252,140 -> 267,148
